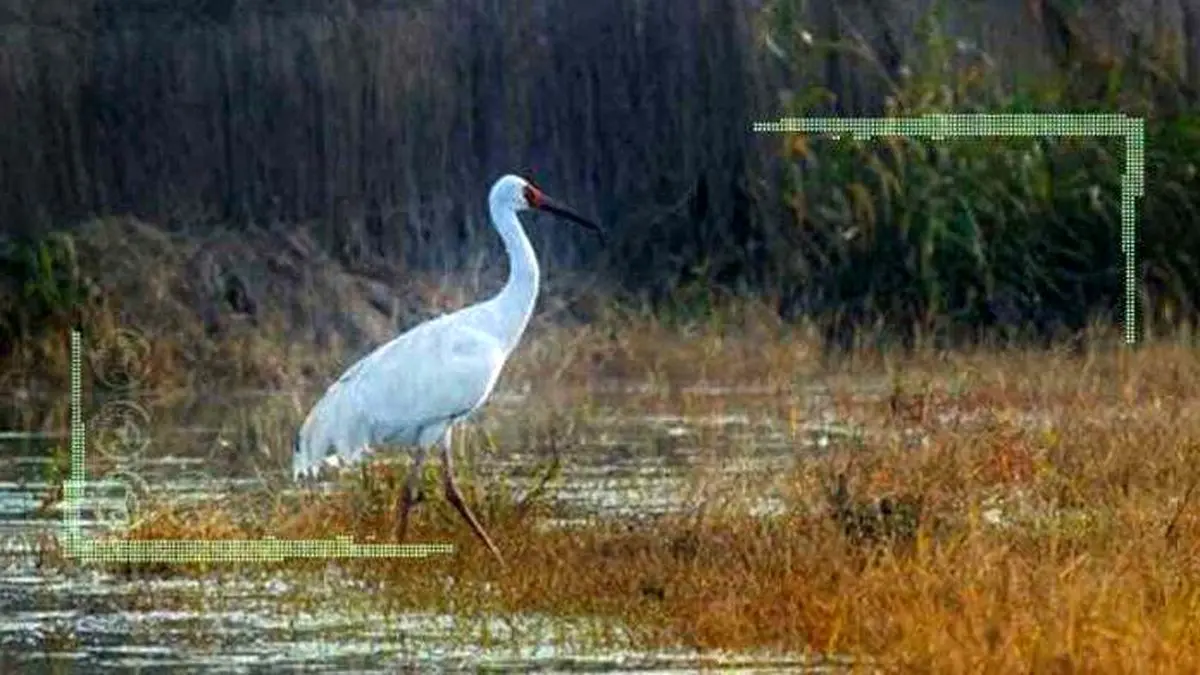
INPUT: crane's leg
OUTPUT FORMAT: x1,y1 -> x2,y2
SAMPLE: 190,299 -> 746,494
440,426 -> 505,566
393,446 -> 427,544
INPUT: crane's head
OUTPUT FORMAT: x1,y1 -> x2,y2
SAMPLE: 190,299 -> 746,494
490,174 -> 605,241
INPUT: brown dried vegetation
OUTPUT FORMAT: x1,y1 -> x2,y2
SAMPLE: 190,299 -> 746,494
65,320 -> 1200,672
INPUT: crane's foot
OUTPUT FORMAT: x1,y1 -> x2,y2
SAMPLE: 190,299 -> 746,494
391,484 -> 425,544
393,510 -> 410,545
443,472 -> 506,567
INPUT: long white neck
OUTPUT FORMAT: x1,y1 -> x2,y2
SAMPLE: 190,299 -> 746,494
486,200 -> 540,353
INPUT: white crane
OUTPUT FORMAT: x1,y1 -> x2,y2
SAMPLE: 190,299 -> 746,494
292,174 -> 603,565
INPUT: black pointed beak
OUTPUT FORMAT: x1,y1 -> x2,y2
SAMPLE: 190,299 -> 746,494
536,195 -> 606,243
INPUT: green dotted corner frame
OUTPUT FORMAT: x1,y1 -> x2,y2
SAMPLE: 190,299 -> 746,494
62,329 -> 455,562
752,114 -> 1142,345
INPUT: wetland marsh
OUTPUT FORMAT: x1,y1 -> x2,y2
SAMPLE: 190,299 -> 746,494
5,319 -> 1200,672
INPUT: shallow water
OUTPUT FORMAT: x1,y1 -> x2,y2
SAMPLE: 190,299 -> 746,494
0,388 -> 871,672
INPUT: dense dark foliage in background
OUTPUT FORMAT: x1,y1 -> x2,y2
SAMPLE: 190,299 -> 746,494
3,0 -> 1200,345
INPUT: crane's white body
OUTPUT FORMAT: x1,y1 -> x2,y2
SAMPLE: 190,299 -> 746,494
293,314 -> 508,472
293,175 -> 540,481
291,174 -> 598,565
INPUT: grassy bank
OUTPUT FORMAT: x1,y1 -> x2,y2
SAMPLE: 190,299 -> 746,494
23,324 -> 1193,672
7,231 -> 1197,669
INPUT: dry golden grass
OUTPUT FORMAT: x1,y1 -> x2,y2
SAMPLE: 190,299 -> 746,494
10,220 -> 1200,669
39,318 -> 1198,673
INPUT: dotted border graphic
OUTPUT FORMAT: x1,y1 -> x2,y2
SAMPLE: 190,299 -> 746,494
62,329 -> 455,563
751,114 -> 1143,345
